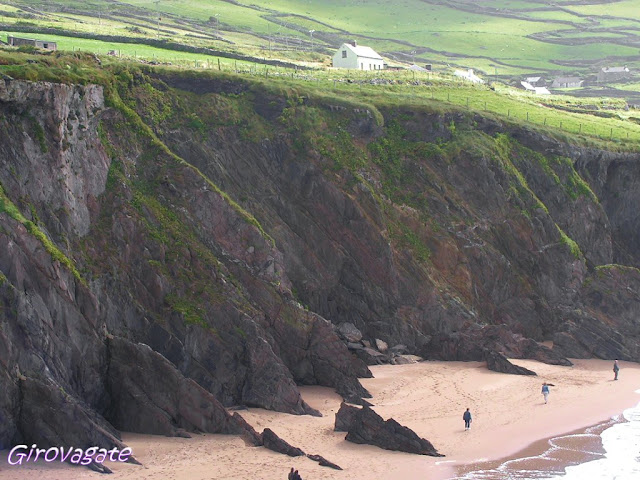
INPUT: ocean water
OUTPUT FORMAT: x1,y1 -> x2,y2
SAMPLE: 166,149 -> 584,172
455,396 -> 640,480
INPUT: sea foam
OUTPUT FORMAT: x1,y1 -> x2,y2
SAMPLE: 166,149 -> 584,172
456,401 -> 640,480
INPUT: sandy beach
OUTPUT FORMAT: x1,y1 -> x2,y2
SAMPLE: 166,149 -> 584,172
1,358 -> 639,480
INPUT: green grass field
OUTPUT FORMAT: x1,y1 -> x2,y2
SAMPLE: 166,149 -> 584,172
3,0 -> 640,77
0,30 -> 261,69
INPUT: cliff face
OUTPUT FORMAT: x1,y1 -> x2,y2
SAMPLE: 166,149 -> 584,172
1,69 -> 639,451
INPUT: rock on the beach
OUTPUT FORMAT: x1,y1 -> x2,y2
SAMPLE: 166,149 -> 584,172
391,354 -> 419,365
231,412 -> 264,447
18,376 -> 132,459
107,336 -> 254,436
355,347 -> 390,365
335,403 -> 443,457
307,454 -> 343,470
334,402 -> 361,432
422,324 -> 572,367
484,349 -> 537,376
261,428 -> 305,457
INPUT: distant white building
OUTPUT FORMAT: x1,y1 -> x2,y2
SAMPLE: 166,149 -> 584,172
525,76 -> 545,87
454,68 -> 484,84
520,81 -> 550,95
332,41 -> 384,70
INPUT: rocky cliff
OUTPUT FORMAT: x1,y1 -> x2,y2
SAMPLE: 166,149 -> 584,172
1,63 -> 639,452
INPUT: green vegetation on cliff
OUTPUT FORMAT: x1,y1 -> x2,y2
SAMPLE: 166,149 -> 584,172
0,184 -> 84,283
0,49 -> 620,308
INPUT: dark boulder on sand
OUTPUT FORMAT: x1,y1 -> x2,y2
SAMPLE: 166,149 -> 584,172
335,403 -> 443,457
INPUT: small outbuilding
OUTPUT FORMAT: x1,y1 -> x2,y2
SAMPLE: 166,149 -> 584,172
332,41 -> 384,70
520,81 -> 550,95
7,35 -> 57,51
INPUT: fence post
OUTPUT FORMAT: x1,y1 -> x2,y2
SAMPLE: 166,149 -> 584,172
507,109 -> 510,118
526,112 -> 529,121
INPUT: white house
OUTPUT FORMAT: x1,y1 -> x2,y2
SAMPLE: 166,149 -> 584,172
332,41 -> 384,70
520,81 -> 550,95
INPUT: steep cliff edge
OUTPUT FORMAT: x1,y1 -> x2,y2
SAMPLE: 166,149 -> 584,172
1,63 -> 639,452
0,74 -> 368,450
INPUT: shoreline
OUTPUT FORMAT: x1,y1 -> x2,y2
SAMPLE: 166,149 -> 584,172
454,414 -> 619,479
1,358 -> 639,480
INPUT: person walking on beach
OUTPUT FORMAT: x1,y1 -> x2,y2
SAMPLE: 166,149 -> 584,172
613,360 -> 620,380
542,382 -> 550,404
463,408 -> 472,430
288,468 -> 303,480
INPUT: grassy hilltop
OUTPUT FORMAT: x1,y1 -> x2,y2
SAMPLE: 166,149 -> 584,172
2,1 -> 640,143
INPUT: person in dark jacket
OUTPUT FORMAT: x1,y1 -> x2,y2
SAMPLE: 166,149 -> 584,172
463,408 -> 472,430
613,360 -> 620,380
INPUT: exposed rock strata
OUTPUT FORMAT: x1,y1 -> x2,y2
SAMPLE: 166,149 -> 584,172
106,336 -> 260,437
334,403 -> 442,456
2,72 -> 640,455
0,77 -> 367,451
